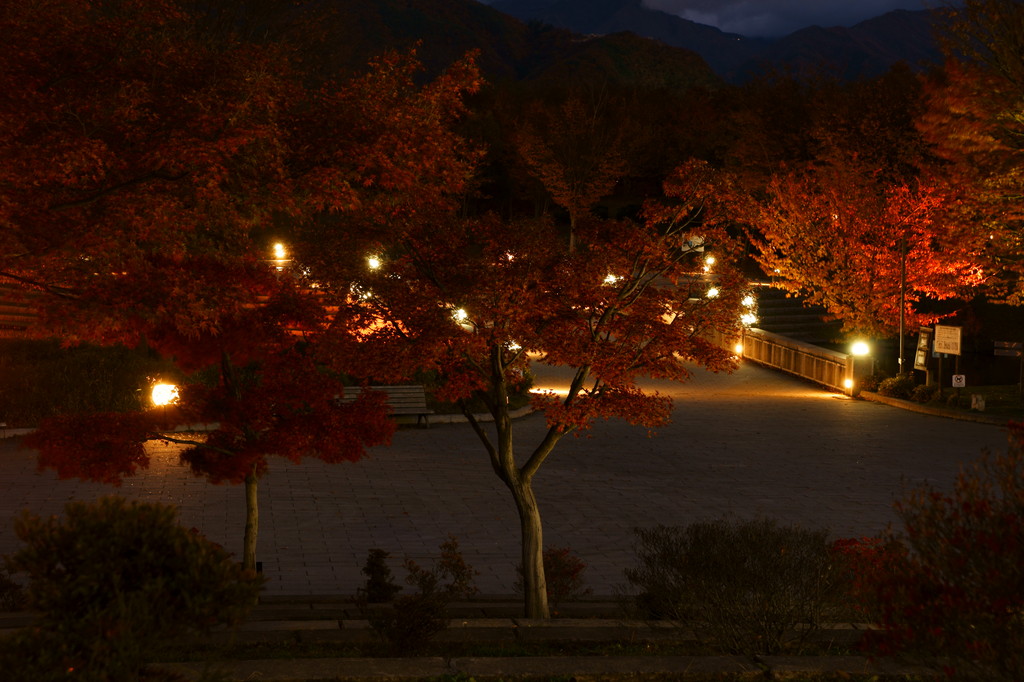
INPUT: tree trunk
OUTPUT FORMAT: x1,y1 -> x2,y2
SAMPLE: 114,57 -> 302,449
510,477 -> 550,619
243,468 -> 259,573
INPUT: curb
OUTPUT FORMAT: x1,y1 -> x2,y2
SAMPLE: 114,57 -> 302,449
859,391 -> 1013,427
0,406 -> 536,440
158,653 -> 936,681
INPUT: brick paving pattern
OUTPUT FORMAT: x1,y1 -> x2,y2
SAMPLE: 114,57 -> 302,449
0,361 -> 1009,596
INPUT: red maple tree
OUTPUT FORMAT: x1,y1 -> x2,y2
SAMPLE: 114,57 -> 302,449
5,1 -> 480,572
318,160 -> 745,617
741,162 -> 985,338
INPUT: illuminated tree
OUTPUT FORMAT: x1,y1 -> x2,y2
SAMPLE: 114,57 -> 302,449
3,0 -> 479,572
919,0 -> 1024,302
742,162 -> 984,338
319,160 -> 745,618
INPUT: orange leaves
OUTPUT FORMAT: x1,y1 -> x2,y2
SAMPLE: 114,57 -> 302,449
741,161 -> 983,336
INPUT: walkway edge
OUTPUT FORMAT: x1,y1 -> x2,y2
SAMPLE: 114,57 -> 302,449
859,391 -> 1012,427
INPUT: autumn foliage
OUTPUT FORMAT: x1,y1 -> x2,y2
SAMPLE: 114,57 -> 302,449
856,426 -> 1024,679
741,164 -> 983,336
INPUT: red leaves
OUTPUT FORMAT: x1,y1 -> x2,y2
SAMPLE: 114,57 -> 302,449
857,440 -> 1024,677
26,411 -> 156,485
739,163 -> 983,336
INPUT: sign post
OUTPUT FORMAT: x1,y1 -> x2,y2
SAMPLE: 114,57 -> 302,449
914,327 -> 932,385
934,325 -> 962,399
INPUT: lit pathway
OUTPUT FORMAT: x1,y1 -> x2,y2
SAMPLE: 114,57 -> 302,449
0,361 -> 1010,597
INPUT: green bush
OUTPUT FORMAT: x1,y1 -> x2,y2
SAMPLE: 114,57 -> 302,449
0,496 -> 263,681
365,536 -> 479,654
877,373 -> 916,399
625,519 -> 840,655
910,384 -> 938,403
0,340 -> 179,427
862,431 -> 1024,680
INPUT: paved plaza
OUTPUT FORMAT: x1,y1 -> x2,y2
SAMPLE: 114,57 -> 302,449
0,361 -> 1011,597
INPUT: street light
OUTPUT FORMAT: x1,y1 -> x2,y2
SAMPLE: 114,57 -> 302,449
151,383 -> 179,406
847,341 -> 873,396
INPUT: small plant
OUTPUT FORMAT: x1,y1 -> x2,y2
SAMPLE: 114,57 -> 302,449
859,371 -> 886,393
910,384 -> 937,404
861,427 -> 1024,680
877,373 -> 916,399
0,496 -> 263,681
358,548 -> 402,604
0,566 -> 25,611
514,546 -> 593,613
625,518 -> 840,655
365,536 -> 478,654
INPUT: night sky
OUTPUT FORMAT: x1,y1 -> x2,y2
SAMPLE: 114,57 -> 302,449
641,0 -> 934,37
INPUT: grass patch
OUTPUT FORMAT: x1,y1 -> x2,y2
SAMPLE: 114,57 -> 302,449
940,383 -> 1024,417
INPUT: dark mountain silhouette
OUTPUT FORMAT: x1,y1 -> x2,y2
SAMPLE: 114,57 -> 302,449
490,0 -> 946,81
302,0 -> 721,91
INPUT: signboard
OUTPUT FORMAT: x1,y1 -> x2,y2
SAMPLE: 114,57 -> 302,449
934,325 -> 962,356
914,328 -> 932,370
952,374 -> 966,388
995,341 -> 1023,358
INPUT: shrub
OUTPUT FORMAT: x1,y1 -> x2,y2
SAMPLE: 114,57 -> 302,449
828,536 -> 899,621
877,373 -> 916,399
859,372 -> 885,393
625,519 -> 840,655
365,536 -> 478,654
0,566 -> 25,611
514,546 -> 593,613
861,430 -> 1024,680
0,496 -> 263,681
910,384 -> 938,403
358,548 -> 402,604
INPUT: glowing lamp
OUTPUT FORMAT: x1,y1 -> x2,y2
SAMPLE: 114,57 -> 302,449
742,295 -> 756,307
367,256 -> 382,270
734,342 -> 744,354
273,242 -> 286,260
843,378 -> 855,390
707,287 -> 720,298
151,383 -> 179,407
851,341 -> 871,356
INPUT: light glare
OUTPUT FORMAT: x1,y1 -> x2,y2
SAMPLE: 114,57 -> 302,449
151,383 -> 179,407
851,341 -> 871,356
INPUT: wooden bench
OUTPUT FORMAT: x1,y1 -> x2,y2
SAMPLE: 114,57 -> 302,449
341,385 -> 434,427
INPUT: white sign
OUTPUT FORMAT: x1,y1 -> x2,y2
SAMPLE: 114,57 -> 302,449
952,374 -> 966,388
934,325 -> 962,356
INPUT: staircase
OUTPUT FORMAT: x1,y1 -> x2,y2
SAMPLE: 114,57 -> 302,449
751,287 -> 843,345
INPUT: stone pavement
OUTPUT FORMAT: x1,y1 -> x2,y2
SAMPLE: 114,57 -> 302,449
0,361 -> 1010,598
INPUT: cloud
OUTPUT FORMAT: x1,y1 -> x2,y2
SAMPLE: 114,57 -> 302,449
642,0 -> 932,37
